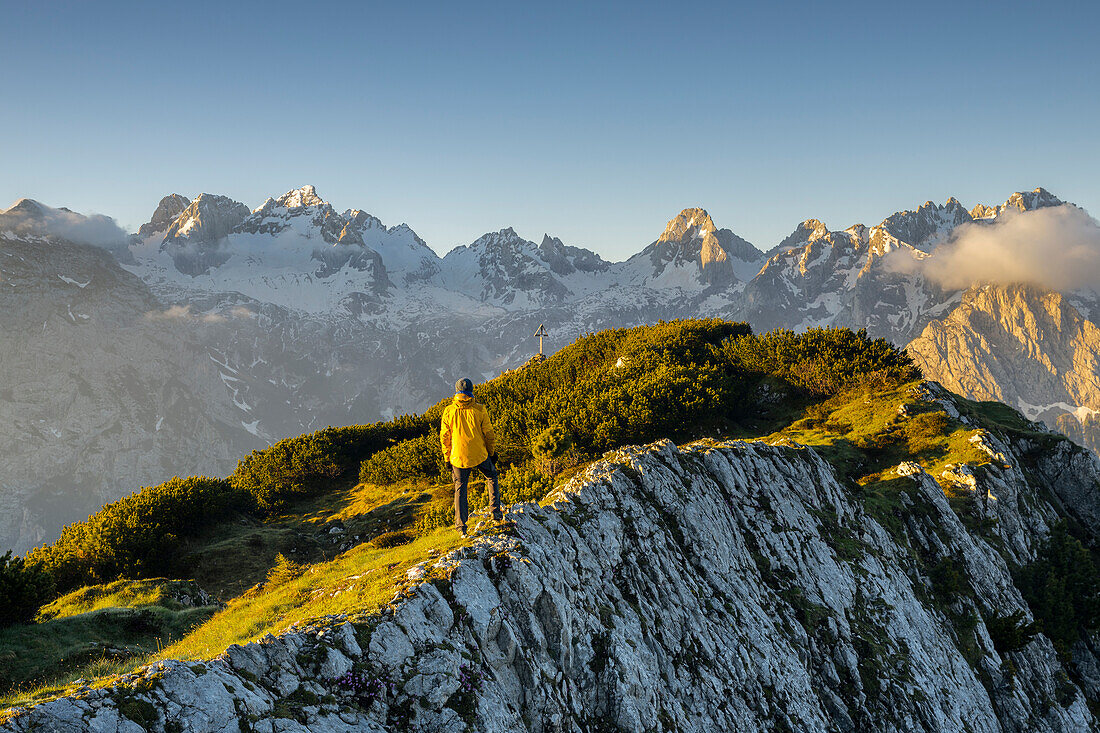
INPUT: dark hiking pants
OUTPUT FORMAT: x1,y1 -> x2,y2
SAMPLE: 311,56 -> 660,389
452,457 -> 500,531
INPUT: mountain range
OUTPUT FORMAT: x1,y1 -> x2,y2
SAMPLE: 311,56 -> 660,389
1,185 -> 1096,553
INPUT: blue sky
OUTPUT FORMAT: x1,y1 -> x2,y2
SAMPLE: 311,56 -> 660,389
1,0 -> 1097,260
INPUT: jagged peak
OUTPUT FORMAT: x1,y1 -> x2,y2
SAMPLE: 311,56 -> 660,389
2,198 -> 48,218
275,185 -> 326,209
138,194 -> 191,237
798,218 -> 830,240
469,227 -> 527,249
970,187 -> 1065,220
659,207 -> 717,242
343,209 -> 384,231
189,192 -> 245,208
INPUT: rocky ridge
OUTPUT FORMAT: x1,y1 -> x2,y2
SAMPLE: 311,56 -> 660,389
6,384 -> 1100,732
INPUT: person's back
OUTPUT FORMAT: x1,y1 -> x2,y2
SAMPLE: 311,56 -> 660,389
440,378 -> 502,535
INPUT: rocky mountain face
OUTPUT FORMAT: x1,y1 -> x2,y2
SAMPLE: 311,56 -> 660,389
7,392 -> 1100,731
137,194 -> 189,238
909,285 -> 1100,451
0,221 -> 259,554
3,185 -> 1095,553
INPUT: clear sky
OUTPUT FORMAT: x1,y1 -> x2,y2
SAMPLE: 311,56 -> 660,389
1,0 -> 1097,260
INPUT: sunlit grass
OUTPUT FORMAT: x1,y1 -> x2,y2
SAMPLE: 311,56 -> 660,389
768,380 -> 991,486
155,526 -> 469,662
0,604 -> 215,711
36,579 -> 212,622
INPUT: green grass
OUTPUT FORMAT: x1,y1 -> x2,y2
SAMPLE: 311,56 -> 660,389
36,579 -> 213,622
0,605 -> 216,708
155,526 -> 471,662
0,479 -> 448,710
177,480 -> 430,600
767,381 -> 991,486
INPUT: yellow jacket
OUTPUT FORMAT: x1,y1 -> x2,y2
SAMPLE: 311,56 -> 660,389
440,394 -> 497,468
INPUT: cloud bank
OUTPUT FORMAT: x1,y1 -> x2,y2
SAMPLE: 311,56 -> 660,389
145,304 -> 253,323
1,200 -> 129,248
892,205 -> 1100,291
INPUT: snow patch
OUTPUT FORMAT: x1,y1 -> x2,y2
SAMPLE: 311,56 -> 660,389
58,274 -> 91,288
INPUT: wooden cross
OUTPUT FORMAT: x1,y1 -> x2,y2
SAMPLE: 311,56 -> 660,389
533,324 -> 547,355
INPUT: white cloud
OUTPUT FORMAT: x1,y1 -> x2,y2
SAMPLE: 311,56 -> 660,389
889,205 -> 1100,291
145,304 -> 253,323
1,200 -> 129,248
145,305 -> 194,321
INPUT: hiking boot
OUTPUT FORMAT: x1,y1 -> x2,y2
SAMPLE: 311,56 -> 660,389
458,526 -> 468,537
492,510 -> 504,523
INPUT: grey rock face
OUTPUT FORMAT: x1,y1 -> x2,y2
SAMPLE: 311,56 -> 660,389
137,194 -> 190,238
876,196 -> 972,251
161,194 -> 251,275
6,416 -> 1099,732
0,233 -> 259,554
444,228 -> 576,305
971,187 -> 1066,219
537,234 -> 609,276
623,207 -> 762,288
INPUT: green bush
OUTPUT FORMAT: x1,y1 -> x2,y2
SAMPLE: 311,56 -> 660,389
26,476 -> 244,594
0,551 -> 54,626
1016,523 -> 1100,657
232,417 -> 427,512
985,610 -> 1040,655
415,502 -> 454,537
501,467 -> 555,505
359,433 -> 447,485
722,327 -> 920,396
266,553 -> 305,586
532,426 -> 571,459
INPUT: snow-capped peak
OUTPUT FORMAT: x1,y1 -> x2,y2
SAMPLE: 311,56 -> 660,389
3,198 -> 48,218
276,185 -> 325,210
874,196 -> 971,251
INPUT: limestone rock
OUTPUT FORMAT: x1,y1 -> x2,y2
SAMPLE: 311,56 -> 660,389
6,430 -> 1100,731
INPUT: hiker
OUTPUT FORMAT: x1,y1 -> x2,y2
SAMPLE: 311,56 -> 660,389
440,378 -> 502,535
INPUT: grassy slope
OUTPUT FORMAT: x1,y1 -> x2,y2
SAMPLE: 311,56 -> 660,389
0,597 -> 217,698
36,579 -> 214,621
0,479 -> 476,709
768,381 -> 990,484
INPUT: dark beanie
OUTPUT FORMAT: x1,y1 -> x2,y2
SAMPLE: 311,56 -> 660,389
455,378 -> 473,396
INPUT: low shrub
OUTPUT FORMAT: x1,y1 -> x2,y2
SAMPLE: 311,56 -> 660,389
233,417 -> 427,512
722,327 -> 920,396
985,609 -> 1040,655
359,433 -> 446,486
0,551 -> 54,626
266,554 -> 306,586
26,476 -> 244,594
501,467 -> 555,505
